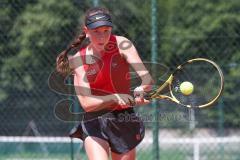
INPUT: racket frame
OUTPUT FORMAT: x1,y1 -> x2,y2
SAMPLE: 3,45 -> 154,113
147,58 -> 224,108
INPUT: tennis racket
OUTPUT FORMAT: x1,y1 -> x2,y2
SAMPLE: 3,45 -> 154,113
144,58 -> 224,108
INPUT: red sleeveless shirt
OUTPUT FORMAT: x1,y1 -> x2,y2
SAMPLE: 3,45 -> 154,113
79,35 -> 130,110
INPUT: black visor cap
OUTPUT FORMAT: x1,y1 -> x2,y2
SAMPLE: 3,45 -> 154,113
85,13 -> 113,29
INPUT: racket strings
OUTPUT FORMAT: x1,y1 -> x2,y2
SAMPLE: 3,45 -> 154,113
171,61 -> 222,107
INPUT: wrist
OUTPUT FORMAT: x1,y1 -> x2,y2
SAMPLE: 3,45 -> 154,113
140,84 -> 152,92
111,94 -> 119,103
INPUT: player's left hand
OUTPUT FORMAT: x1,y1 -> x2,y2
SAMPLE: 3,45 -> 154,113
133,86 -> 150,105
133,86 -> 144,98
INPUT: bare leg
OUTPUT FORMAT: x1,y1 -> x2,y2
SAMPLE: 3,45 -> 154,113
84,136 -> 110,160
111,148 -> 136,160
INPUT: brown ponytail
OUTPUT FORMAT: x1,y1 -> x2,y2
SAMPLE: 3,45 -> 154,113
56,31 -> 86,76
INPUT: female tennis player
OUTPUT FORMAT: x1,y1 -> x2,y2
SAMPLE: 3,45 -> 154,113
56,7 -> 153,160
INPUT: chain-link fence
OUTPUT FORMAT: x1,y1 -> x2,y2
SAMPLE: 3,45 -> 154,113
1,0 -> 240,159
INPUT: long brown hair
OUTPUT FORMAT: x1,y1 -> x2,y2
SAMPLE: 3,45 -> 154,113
56,7 -> 111,76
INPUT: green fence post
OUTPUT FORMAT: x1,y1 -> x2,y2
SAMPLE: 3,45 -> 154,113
67,77 -> 74,160
151,0 -> 159,159
218,98 -> 224,136
93,0 -> 99,7
70,138 -> 74,160
218,98 -> 224,158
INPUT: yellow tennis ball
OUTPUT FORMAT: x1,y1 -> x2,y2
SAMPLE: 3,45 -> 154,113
180,81 -> 194,95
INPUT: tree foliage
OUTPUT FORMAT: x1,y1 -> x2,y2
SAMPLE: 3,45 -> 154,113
0,0 -> 239,136
160,0 -> 240,127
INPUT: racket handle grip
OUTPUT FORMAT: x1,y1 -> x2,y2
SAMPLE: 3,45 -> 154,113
143,90 -> 156,100
129,93 -> 154,106
143,94 -> 152,100
128,98 -> 136,106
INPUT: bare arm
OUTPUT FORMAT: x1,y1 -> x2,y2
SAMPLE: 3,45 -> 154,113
116,36 -> 154,91
116,36 -> 154,105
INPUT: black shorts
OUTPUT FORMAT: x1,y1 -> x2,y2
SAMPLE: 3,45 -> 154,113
69,108 -> 145,154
